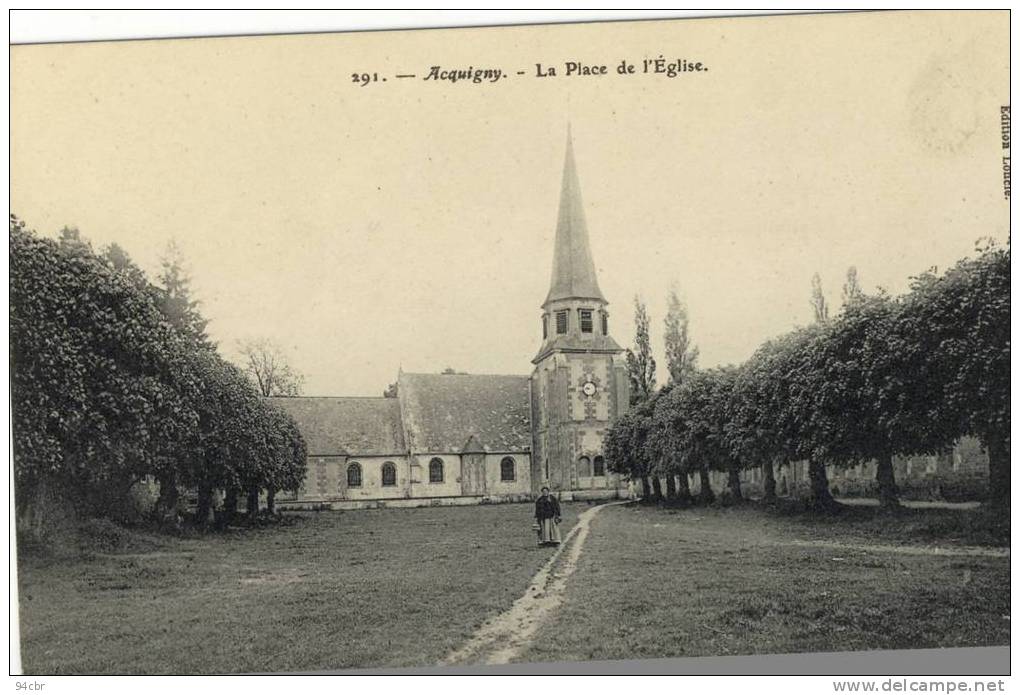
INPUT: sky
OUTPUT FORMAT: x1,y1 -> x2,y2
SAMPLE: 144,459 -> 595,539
10,11 -> 1009,397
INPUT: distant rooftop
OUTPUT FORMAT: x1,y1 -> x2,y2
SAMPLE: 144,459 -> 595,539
270,371 -> 533,457
399,372 -> 532,454
268,396 -> 405,456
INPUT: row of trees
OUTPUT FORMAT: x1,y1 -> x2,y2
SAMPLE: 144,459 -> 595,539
608,242 -> 1009,510
10,216 -> 308,533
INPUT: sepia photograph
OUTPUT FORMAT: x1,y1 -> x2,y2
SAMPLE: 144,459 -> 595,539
8,9 -> 1011,681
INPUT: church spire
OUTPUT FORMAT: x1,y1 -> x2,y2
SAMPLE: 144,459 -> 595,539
543,128 -> 607,308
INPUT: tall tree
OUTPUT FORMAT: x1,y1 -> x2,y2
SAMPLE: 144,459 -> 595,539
237,337 -> 305,397
157,240 -> 213,350
102,241 -> 190,519
730,348 -> 788,503
10,218 -> 200,527
841,266 -> 863,309
754,326 -> 839,510
810,272 -> 829,323
605,400 -> 656,500
806,295 -> 908,510
663,285 -> 699,386
646,386 -> 690,504
625,295 -> 657,405
11,218 -> 309,534
899,241 -> 1010,507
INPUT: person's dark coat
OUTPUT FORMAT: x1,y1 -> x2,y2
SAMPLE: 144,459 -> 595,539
534,495 -> 561,521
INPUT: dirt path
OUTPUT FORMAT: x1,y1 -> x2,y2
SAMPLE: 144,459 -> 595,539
441,500 -> 629,666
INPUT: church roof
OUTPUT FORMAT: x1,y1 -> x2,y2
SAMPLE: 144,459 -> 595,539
544,130 -> 607,307
398,372 -> 531,453
267,396 -> 406,456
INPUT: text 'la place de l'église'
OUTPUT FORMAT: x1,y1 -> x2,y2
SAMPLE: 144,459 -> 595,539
422,57 -> 708,84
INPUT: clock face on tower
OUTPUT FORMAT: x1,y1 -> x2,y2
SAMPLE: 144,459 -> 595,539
581,380 -> 597,397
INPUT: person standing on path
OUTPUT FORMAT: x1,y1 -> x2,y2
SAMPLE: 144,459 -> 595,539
534,486 -> 562,546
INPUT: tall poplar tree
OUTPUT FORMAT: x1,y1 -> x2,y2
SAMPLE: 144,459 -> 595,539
810,272 -> 829,323
625,295 -> 657,405
663,285 -> 699,386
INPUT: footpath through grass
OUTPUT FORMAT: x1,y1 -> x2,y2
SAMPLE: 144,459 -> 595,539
17,502 -> 582,674
519,503 -> 1010,664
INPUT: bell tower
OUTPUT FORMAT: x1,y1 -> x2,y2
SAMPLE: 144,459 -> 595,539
530,129 -> 629,500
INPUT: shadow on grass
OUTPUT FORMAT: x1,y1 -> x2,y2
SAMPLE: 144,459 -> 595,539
634,494 -> 1009,547
17,512 -> 310,563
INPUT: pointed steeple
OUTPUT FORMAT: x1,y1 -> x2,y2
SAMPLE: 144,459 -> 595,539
544,127 -> 607,307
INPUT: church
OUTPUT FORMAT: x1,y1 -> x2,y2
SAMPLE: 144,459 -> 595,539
272,134 -> 632,510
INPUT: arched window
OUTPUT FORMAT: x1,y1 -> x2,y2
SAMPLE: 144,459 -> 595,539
500,457 -> 516,482
347,462 -> 362,488
593,456 -> 605,477
429,457 -> 444,483
578,456 -> 591,477
381,461 -> 397,487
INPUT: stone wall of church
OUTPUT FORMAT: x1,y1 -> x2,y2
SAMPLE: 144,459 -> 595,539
483,453 -> 532,497
408,453 -> 463,498
284,451 -> 535,503
283,455 -> 412,501
338,456 -> 411,501
289,455 -> 342,500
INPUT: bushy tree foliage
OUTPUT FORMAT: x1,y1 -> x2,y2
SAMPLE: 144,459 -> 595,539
646,385 -> 689,503
606,242 -> 1009,512
897,241 -> 1010,506
11,217 -> 199,517
605,399 -> 656,500
10,217 -> 308,533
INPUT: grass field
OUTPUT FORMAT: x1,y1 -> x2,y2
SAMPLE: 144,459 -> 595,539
519,503 -> 1010,664
16,502 -> 582,674
17,500 -> 1009,673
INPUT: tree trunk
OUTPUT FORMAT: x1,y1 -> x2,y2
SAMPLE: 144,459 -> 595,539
195,483 -> 214,527
247,486 -> 260,524
986,438 -> 1010,508
808,458 -> 837,510
223,487 -> 239,525
266,488 -> 276,516
727,467 -> 743,501
676,471 -> 692,505
698,468 -> 715,504
639,476 -> 651,501
762,460 -> 777,502
665,474 -> 677,500
651,476 -> 663,502
875,452 -> 901,510
154,470 -> 179,520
